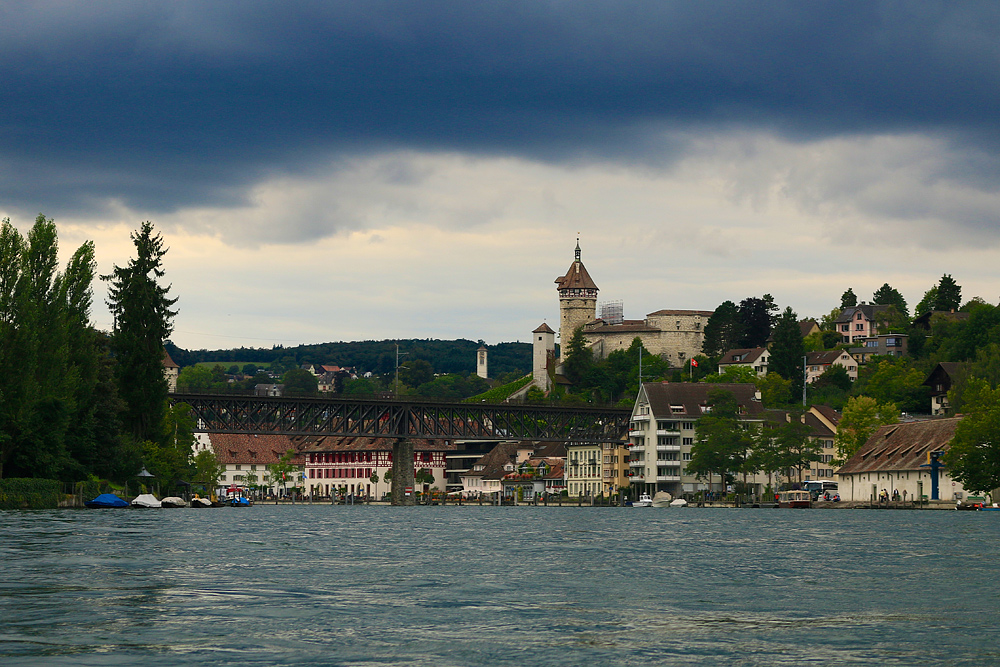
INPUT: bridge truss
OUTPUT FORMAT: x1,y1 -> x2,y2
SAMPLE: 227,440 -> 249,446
171,393 -> 631,443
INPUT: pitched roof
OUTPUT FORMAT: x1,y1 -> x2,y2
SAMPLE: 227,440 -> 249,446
533,322 -> 556,334
911,310 -> 971,329
465,441 -> 519,481
554,243 -> 599,292
532,441 -> 567,458
806,350 -> 850,365
719,347 -> 767,365
837,417 -> 961,475
834,303 -> 892,324
799,319 -> 820,337
923,362 -> 962,382
162,349 -> 179,369
292,436 -> 455,453
810,405 -> 842,429
641,382 -> 765,418
646,309 -> 715,317
583,319 -> 658,333
209,433 -> 305,465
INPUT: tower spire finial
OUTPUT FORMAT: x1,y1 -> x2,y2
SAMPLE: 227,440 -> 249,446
575,236 -> 581,262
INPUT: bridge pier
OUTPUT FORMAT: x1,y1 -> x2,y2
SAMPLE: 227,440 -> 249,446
391,438 -> 416,506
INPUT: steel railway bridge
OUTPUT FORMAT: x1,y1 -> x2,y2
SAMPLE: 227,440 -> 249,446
171,393 -> 631,505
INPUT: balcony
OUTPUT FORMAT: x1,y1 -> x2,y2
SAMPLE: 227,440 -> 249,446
656,475 -> 681,482
628,429 -> 645,438
628,459 -> 645,468
656,429 -> 681,436
656,444 -> 681,452
632,414 -> 650,421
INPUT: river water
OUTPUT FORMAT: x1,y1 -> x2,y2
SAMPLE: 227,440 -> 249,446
1,505 -> 998,666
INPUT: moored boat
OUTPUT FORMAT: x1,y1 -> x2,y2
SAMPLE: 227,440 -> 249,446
130,493 -> 162,508
776,490 -> 811,508
631,493 -> 653,507
160,497 -> 187,508
84,493 -> 129,509
651,491 -> 673,508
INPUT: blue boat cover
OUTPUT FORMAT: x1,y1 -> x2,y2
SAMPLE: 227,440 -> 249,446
85,493 -> 130,508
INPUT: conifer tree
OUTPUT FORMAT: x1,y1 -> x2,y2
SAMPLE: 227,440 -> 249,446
702,300 -> 742,358
103,222 -> 178,444
934,274 -> 962,312
841,288 -> 857,308
768,307 -> 806,400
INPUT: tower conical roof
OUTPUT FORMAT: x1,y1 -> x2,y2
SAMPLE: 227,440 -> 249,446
554,241 -> 599,292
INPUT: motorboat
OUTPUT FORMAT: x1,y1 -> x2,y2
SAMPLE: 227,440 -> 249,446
651,491 -> 673,508
669,498 -> 688,508
130,493 -> 162,508
631,493 -> 653,507
160,497 -> 187,508
190,496 -> 223,508
84,493 -> 129,509
776,490 -> 811,508
229,496 -> 252,507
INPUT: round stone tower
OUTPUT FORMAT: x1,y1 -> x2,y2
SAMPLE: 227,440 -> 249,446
554,240 -> 599,357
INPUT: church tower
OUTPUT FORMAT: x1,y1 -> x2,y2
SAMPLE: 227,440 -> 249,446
554,240 -> 599,357
476,345 -> 488,379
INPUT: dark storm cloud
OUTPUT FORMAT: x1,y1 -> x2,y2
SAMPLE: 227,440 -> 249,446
2,0 -> 998,219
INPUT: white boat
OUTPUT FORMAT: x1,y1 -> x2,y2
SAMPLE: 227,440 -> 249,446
669,498 -> 688,508
651,491 -> 673,508
130,493 -> 162,508
632,493 -> 653,507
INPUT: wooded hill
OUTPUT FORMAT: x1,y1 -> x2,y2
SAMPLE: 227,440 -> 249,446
166,338 -> 532,377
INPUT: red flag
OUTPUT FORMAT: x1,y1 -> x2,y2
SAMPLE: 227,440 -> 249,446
690,359 -> 698,367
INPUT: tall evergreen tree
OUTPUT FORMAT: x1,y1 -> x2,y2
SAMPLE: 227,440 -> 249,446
841,288 -> 857,308
768,307 -> 806,400
934,274 -> 962,312
102,222 -> 178,444
702,300 -> 742,358
872,283 -> 909,319
737,295 -> 777,348
562,326 -> 594,387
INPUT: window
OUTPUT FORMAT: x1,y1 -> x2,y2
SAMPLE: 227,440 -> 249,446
683,437 -> 693,446
682,422 -> 694,430
235,464 -> 241,471
855,323 -> 864,330
856,313 -> 863,320
841,324 -> 849,332
682,452 -> 692,461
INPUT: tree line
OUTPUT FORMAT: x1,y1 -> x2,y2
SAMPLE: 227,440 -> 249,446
168,338 -> 532,378
0,216 -> 191,490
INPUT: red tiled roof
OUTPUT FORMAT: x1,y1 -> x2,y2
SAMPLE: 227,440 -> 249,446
554,259 -> 599,291
292,436 -> 455,453
210,433 -> 305,465
646,309 -> 714,317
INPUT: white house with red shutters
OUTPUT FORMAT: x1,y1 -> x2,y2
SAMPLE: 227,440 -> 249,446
295,436 -> 454,499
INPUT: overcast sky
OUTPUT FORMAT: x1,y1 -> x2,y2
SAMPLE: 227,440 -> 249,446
3,1 -> 1000,352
